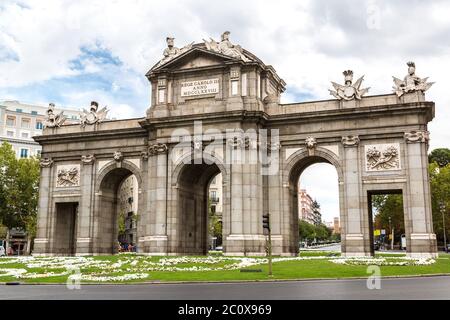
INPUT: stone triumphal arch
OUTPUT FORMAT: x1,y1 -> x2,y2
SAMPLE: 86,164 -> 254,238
34,32 -> 437,258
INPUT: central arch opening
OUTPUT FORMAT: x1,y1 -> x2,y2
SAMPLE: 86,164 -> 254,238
288,154 -> 342,255
98,166 -> 139,254
177,161 -> 221,255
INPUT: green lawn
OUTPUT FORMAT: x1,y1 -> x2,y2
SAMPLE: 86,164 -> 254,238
0,252 -> 449,284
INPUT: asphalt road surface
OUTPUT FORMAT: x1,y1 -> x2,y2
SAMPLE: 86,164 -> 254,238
302,243 -> 341,252
1,276 -> 450,300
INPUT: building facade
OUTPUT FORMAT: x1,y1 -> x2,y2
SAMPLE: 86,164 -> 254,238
33,33 -> 438,258
298,189 -> 316,224
117,175 -> 139,245
0,100 -> 80,158
333,217 -> 341,234
209,173 -> 223,217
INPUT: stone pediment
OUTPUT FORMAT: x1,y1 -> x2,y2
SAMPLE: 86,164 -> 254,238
147,45 -> 251,76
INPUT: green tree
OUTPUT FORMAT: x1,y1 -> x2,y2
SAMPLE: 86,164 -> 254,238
315,223 -> 332,241
429,148 -> 450,167
208,200 -> 222,246
118,212 -> 126,238
429,162 -> 450,244
299,220 -> 332,243
299,220 -> 314,243
0,142 -> 40,238
311,200 -> 322,225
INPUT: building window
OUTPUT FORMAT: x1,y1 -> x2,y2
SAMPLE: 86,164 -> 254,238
16,108 -> 23,113
71,115 -> 77,120
6,116 -> 15,126
20,149 -> 28,158
158,88 -> 165,103
257,74 -> 261,98
241,73 -> 247,96
36,121 -> 43,130
21,132 -> 29,139
231,80 -> 239,96
21,118 -> 31,128
6,130 -> 14,137
31,111 -> 38,115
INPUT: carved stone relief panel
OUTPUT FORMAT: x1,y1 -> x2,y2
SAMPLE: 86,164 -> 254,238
56,164 -> 81,187
365,143 -> 401,171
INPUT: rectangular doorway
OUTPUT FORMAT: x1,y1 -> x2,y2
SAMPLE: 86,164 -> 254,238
367,190 -> 405,256
54,202 -> 78,255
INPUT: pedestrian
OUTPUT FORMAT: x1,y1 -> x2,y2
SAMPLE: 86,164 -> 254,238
6,246 -> 14,256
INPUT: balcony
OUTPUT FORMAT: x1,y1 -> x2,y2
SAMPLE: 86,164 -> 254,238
210,196 -> 220,203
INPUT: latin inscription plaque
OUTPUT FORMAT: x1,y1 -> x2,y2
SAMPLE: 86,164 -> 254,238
181,78 -> 219,97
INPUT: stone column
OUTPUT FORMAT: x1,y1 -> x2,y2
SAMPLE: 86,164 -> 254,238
341,136 -> 369,256
224,138 -> 244,255
75,155 -> 95,255
404,131 -> 437,258
146,143 -> 169,255
225,137 -> 266,256
137,151 -> 149,253
33,158 -> 54,255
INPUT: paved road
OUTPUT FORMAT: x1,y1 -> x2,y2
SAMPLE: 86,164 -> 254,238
302,243 -> 341,252
1,276 -> 450,300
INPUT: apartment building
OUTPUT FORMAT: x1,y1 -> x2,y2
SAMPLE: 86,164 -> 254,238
0,100 -> 80,158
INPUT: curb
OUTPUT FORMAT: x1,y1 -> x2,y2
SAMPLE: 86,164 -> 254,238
2,273 -> 450,286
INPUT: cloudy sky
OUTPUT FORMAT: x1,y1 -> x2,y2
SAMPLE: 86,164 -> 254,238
1,0 -> 449,221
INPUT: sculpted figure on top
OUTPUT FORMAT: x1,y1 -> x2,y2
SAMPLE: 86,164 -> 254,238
44,103 -> 66,128
80,101 -> 108,128
154,31 -> 251,68
329,70 -> 370,101
203,31 -> 250,62
393,61 -> 434,97
156,37 -> 194,67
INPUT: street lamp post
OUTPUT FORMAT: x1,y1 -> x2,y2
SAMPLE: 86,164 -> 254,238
440,202 -> 447,253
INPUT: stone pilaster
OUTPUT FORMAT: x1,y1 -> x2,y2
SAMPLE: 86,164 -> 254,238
146,143 -> 169,254
75,154 -> 95,255
224,139 -> 266,256
341,136 -> 370,256
33,158 -> 54,254
404,131 -> 437,258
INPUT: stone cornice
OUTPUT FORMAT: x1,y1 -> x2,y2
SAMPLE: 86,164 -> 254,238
33,126 -> 147,144
139,110 -> 269,130
267,101 -> 434,126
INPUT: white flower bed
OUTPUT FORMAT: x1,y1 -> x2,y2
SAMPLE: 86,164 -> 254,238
79,273 -> 149,282
0,267 -> 28,277
330,256 -> 435,266
0,253 -> 437,282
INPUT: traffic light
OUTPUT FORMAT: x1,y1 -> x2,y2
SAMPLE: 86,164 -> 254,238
262,213 -> 270,231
